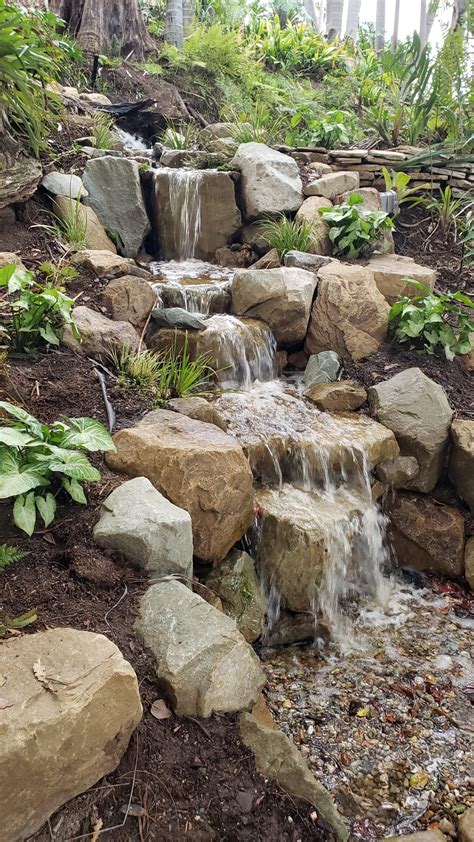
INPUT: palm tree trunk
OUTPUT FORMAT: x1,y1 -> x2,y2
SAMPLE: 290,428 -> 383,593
165,0 -> 184,47
391,0 -> 400,50
374,0 -> 386,50
183,0 -> 194,35
303,0 -> 320,29
419,0 -> 427,44
326,0 -> 344,39
346,0 -> 361,36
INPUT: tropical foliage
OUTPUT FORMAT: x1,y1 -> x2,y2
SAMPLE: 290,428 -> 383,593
320,194 -> 394,258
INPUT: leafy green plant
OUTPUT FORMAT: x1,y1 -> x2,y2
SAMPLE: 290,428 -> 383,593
250,15 -> 343,76
36,196 -> 87,250
108,344 -> 165,394
320,194 -> 393,258
0,264 -> 78,354
91,111 -> 116,150
226,103 -> 284,145
162,122 -> 198,149
0,544 -> 28,571
0,401 -> 115,535
389,281 -> 474,360
381,168 -> 429,207
419,186 -> 466,237
306,110 -> 351,148
37,261 -> 79,289
261,215 -> 313,258
457,204 -> 474,269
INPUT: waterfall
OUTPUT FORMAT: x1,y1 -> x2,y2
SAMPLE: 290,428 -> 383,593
165,169 -> 203,261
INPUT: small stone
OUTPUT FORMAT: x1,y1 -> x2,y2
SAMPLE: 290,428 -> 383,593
103,275 -> 156,329
206,549 -> 267,643
151,307 -> 207,331
42,171 -> 87,199
303,351 -> 340,387
304,380 -> 367,412
376,456 -> 420,487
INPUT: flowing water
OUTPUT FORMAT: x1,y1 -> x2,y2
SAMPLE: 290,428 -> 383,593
163,168 -> 203,261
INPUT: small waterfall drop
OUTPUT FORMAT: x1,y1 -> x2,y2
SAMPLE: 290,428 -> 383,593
165,169 -> 203,261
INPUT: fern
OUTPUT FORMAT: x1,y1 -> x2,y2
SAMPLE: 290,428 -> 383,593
0,544 -> 28,571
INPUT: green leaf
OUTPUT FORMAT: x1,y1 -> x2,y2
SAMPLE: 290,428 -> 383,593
62,477 -> 87,504
56,417 -> 116,452
0,608 -> 37,635
38,321 -> 60,345
35,492 -> 56,528
0,449 -> 49,499
13,491 -> 36,536
0,264 -> 17,287
46,448 -> 101,481
0,402 -> 44,438
0,428 -> 33,447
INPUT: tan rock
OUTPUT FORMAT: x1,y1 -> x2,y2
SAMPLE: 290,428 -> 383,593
71,249 -> 131,278
338,187 -> 382,212
303,170 -> 359,199
62,305 -> 139,357
0,628 -> 141,842
464,537 -> 474,590
305,263 -> 389,361
52,196 -> 117,252
215,244 -> 254,268
295,196 -> 332,255
308,161 -> 333,175
367,254 -> 436,304
0,251 -> 26,271
459,805 -> 474,842
304,380 -> 367,411
251,247 -> 281,269
385,832 -> 446,842
449,419 -> 474,511
387,493 -> 465,578
288,350 -> 308,369
103,274 -> 156,329
230,142 -> 303,219
239,711 -> 349,841
168,396 -> 227,431
106,409 -> 254,563
376,455 -> 419,487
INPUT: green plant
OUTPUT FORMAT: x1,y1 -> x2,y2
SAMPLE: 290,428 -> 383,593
0,608 -> 37,636
35,196 -> 87,250
0,264 -> 78,354
381,167 -> 429,207
389,281 -> 474,360
37,261 -> 79,289
320,194 -> 393,258
108,344 -> 165,394
261,215 -> 313,258
226,103 -> 284,145
250,15 -> 344,76
0,401 -> 115,535
419,186 -> 466,237
91,111 -> 116,150
162,122 -> 198,149
457,204 -> 474,269
306,110 -> 351,148
0,544 -> 28,571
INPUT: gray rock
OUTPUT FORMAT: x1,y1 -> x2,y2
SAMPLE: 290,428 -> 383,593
93,477 -> 193,580
284,251 -> 335,271
151,307 -> 207,331
368,368 -> 453,493
206,550 -> 267,643
135,579 -> 265,716
0,628 -> 141,842
376,455 -> 420,487
303,351 -> 340,387
304,171 -> 359,199
83,157 -> 150,257
42,171 -> 87,199
230,142 -> 303,220
62,305 -> 139,357
199,122 -> 237,142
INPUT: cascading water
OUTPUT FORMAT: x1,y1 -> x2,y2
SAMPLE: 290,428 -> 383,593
165,168 -> 203,261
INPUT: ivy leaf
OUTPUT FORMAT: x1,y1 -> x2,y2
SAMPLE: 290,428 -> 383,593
13,491 -> 37,536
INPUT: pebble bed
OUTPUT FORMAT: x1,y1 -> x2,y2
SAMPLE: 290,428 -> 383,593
261,575 -> 473,839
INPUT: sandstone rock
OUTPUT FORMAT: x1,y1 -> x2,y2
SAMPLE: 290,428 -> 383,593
337,187 -> 381,212
239,711 -> 349,841
241,221 -> 271,255
79,92 -> 112,105
295,196 -> 332,254
305,380 -> 367,411
376,455 -> 420,487
135,579 -> 265,716
460,339 -> 474,373
152,169 -> 241,261
0,252 -> 26,270
106,410 -> 254,563
385,832 -> 446,842
449,420 -> 474,511
251,247 -> 281,269
215,243 -> 254,268
62,305 -> 139,357
103,274 -> 156,328
206,550 -> 266,642
303,350 -> 340,386
465,537 -> 474,590
232,267 -> 317,347
52,196 -> 117,252
368,368 -> 453,493
0,628 -> 141,842
42,171 -> 86,199
230,142 -> 303,219
288,350 -> 308,369
264,611 -> 323,646
284,250 -> 335,271
199,122 -> 237,142
83,157 -> 150,257
305,263 -> 389,361
206,137 -> 238,157
71,249 -> 133,278
459,805 -> 474,842
168,396 -> 227,431
93,477 -> 193,580
308,161 -> 333,175
304,171 -> 359,199
367,254 -> 436,304
0,141 -> 42,209
387,493 -> 465,578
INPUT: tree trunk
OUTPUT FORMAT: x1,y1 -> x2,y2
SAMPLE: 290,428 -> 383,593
374,0 -> 386,50
450,0 -> 465,31
419,0 -> 427,44
345,0 -> 361,37
303,0 -> 319,30
326,0 -> 344,39
50,0 -> 154,58
165,0 -> 184,47
183,0 -> 194,35
391,0 -> 400,50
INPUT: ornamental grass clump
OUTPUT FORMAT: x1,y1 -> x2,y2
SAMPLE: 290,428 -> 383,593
261,215 -> 313,259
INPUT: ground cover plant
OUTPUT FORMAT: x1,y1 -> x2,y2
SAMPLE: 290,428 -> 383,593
320,194 -> 394,258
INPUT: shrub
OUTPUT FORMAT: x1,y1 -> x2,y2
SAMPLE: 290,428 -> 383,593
162,122 -> 198,149
306,110 -> 351,148
0,264 -> 78,354
389,281 -> 474,360
0,401 -> 115,535
419,186 -> 466,237
250,16 -> 344,76
261,215 -> 313,258
320,194 -> 393,258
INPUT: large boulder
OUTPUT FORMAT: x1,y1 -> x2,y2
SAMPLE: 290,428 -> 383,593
304,263 -> 389,361
206,550 -> 266,643
231,267 -> 317,347
103,274 -> 156,329
135,579 -> 265,716
0,628 -> 141,842
295,196 -> 332,255
93,477 -> 193,580
83,157 -> 150,257
367,254 -> 436,304
449,419 -> 474,511
62,305 -> 139,357
152,169 -> 241,261
230,142 -> 303,220
52,196 -> 117,252
303,171 -> 359,199
387,493 -> 465,578
368,368 -> 453,493
106,410 -> 254,563
71,249 -> 150,279
168,396 -> 227,431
